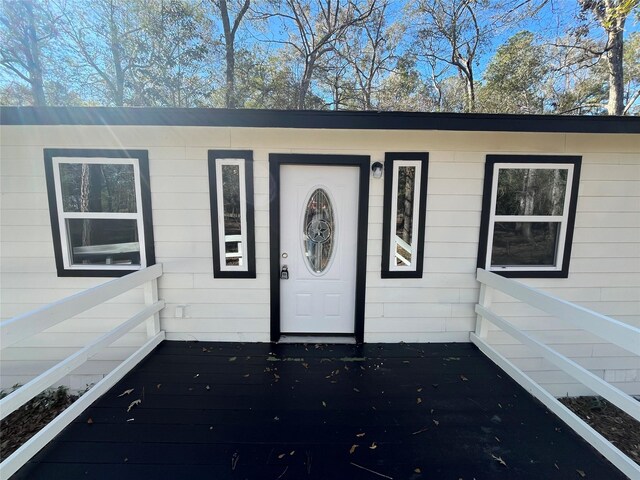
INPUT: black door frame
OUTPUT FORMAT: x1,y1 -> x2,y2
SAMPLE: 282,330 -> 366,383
269,154 -> 370,343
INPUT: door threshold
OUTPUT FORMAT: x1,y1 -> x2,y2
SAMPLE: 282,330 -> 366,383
279,335 -> 356,345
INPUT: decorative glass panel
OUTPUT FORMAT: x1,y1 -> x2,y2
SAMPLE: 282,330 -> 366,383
59,163 -> 136,213
496,168 -> 567,216
303,188 -> 334,274
66,218 -> 140,266
395,166 -> 416,266
221,164 -> 243,266
491,222 -> 559,267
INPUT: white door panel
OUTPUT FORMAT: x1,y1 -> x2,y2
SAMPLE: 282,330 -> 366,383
280,165 -> 359,334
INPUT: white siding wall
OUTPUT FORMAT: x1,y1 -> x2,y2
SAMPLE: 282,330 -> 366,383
1,126 -> 638,396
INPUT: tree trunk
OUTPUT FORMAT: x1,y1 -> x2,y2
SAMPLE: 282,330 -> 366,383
23,1 -> 46,106
401,169 -> 414,245
219,0 -> 236,108
225,39 -> 236,108
606,26 -> 625,115
108,0 -> 125,106
521,169 -> 536,242
298,54 -> 316,110
80,164 -> 92,247
464,64 -> 475,112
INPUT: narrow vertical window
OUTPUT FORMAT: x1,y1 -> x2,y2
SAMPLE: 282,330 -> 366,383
208,150 -> 256,278
381,152 -> 429,278
44,149 -> 155,277
478,155 -> 581,278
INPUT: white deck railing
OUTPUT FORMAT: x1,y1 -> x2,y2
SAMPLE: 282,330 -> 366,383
394,235 -> 412,266
0,263 -> 165,479
225,234 -> 243,264
472,268 -> 640,479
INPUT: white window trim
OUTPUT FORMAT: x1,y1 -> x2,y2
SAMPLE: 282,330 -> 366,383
485,162 -> 574,272
388,160 -> 422,272
52,156 -> 147,271
215,158 -> 249,272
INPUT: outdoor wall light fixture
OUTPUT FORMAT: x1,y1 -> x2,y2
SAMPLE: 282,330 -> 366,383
371,161 -> 384,179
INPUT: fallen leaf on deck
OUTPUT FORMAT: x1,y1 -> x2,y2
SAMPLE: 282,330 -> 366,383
414,468 -> 421,473
193,373 -> 199,378
231,452 -> 239,470
369,442 -> 377,449
243,374 -> 250,378
127,399 -> 141,412
353,388 -> 360,392
229,357 -> 237,362
205,385 -> 211,390
118,389 -> 134,397
87,418 -> 93,424
356,432 -> 365,438
290,450 -> 295,456
491,454 -> 507,467
302,363 -> 309,369
126,418 -> 134,422
322,401 -> 327,407
417,398 -> 422,404
417,388 -> 423,392
460,375 -> 468,381
278,453 -> 286,459
495,436 -> 501,443
156,384 -> 162,389
350,444 -> 359,454
432,420 -> 439,426
576,470 -> 586,477
554,463 -> 559,470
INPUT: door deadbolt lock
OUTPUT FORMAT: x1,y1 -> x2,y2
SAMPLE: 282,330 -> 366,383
280,265 -> 289,280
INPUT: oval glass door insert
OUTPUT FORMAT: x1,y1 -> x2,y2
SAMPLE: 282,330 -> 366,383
303,188 -> 334,274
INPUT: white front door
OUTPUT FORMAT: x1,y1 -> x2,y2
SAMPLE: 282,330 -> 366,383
279,165 -> 359,334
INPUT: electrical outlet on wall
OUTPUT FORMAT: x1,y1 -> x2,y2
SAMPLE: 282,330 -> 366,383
175,305 -> 188,318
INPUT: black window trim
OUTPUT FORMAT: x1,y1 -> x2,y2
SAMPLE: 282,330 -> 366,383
381,152 -> 429,279
208,150 -> 256,278
477,154 -> 582,278
44,148 -> 155,278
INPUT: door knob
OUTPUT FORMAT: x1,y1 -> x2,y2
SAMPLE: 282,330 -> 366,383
280,265 -> 289,280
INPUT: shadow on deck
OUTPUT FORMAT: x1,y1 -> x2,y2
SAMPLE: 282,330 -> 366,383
15,341 -> 625,479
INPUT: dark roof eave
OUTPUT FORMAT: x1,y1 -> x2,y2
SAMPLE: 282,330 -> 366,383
1,106 -> 639,134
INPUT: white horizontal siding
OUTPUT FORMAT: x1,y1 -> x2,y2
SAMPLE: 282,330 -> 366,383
483,153 -> 640,395
1,125 -> 638,397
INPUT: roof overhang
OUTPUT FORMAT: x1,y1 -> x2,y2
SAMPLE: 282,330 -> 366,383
1,106 -> 639,134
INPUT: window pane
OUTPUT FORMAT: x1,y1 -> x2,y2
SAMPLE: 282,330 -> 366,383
67,219 -> 140,266
395,166 -> 416,266
491,222 -> 559,267
303,188 -> 334,274
59,163 -> 136,213
496,168 -> 567,216
221,164 -> 243,266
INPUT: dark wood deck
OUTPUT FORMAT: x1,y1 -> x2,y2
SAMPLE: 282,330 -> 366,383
15,341 -> 625,479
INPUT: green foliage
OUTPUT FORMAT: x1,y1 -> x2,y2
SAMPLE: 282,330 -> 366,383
0,0 -> 638,114
478,31 -> 548,114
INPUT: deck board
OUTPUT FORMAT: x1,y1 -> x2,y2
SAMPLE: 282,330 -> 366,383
13,341 -> 627,479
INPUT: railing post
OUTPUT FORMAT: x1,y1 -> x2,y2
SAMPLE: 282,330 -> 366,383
475,282 -> 493,339
144,277 -> 161,338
